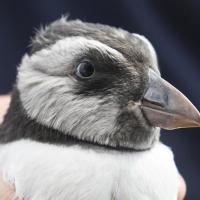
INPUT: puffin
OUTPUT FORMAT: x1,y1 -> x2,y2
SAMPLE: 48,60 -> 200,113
0,17 -> 199,200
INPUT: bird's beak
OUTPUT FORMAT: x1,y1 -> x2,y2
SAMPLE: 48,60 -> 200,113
141,69 -> 200,130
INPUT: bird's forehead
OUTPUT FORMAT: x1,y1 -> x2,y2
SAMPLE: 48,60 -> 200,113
31,19 -> 130,54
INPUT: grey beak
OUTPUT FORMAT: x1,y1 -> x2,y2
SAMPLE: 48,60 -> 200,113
141,69 -> 200,130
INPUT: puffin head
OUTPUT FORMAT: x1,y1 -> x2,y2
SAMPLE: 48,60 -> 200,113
15,17 -> 200,150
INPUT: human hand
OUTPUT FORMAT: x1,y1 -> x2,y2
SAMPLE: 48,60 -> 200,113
0,95 -> 186,200
0,95 -> 16,199
0,95 -> 10,124
0,175 -> 17,200
178,175 -> 186,200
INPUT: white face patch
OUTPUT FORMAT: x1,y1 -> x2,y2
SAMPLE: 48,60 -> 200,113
29,36 -> 125,76
133,34 -> 160,75
17,40 -> 120,143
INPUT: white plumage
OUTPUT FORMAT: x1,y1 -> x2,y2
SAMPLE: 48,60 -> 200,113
0,140 -> 179,200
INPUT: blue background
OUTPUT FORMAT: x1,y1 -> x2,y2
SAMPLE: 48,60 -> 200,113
0,0 -> 199,199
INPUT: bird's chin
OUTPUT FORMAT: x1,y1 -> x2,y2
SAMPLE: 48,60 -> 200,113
104,103 -> 161,151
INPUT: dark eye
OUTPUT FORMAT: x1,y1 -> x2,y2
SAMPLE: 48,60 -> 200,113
76,62 -> 95,78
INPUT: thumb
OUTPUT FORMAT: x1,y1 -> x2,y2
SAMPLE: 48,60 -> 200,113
178,174 -> 186,200
0,175 -> 15,200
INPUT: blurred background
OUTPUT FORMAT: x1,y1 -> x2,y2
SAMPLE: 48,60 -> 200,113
0,0 -> 199,199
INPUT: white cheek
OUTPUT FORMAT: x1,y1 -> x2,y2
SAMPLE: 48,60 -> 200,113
17,54 -> 119,142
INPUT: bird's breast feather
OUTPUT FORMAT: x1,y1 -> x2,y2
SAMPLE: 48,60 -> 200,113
0,140 -> 179,200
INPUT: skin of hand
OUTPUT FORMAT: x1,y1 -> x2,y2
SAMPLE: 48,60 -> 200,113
0,175 -> 17,200
0,95 -> 11,124
0,95 -> 186,200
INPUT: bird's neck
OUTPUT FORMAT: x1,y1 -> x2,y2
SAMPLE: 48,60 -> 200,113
0,89 -> 135,151
0,89 -> 79,145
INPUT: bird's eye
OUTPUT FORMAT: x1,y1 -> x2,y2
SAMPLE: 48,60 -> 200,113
76,62 -> 95,78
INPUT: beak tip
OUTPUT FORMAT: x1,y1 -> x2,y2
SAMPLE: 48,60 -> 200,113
189,112 -> 200,128
179,110 -> 200,129
194,111 -> 200,126
197,116 -> 200,127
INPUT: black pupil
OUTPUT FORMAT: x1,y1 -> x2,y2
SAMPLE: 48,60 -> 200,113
78,62 -> 94,77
